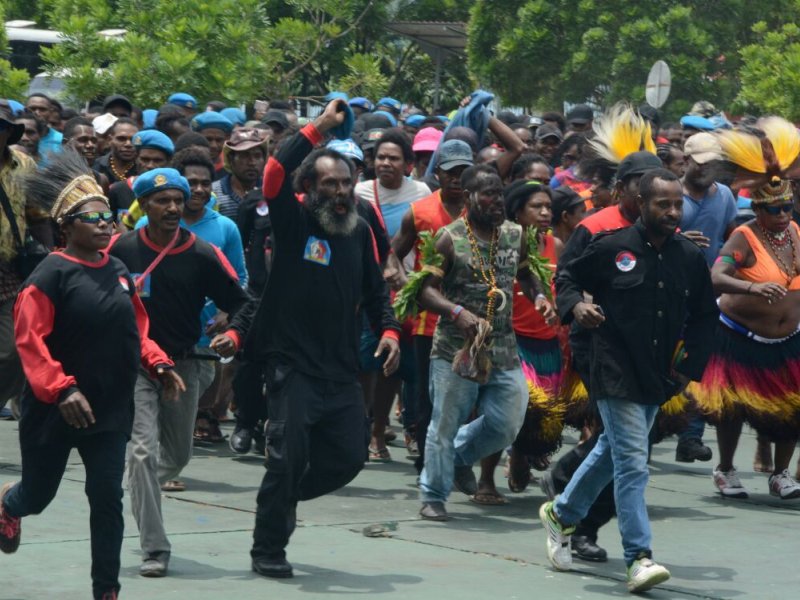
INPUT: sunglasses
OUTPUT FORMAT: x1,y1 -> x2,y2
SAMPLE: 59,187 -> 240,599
68,210 -> 114,224
760,203 -> 794,215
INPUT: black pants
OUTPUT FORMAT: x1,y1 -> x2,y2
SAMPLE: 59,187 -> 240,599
251,365 -> 366,559
550,431 -> 615,540
3,431 -> 127,599
413,336 -> 433,474
233,360 -> 268,429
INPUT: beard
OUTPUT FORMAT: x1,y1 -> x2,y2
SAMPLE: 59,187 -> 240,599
306,189 -> 358,237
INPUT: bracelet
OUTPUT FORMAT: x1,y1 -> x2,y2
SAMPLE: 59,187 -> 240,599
450,304 -> 465,321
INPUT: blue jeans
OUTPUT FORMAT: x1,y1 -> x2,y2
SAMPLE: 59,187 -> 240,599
554,398 -> 659,566
420,358 -> 527,504
678,414 -> 706,442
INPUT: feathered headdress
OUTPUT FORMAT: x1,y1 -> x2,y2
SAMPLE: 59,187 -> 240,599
587,104 -> 657,166
24,149 -> 108,223
716,117 -> 800,202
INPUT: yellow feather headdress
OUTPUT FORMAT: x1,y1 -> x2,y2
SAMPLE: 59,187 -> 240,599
716,116 -> 800,198
587,104 -> 657,166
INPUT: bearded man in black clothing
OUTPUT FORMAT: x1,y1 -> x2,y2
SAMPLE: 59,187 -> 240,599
245,99 -> 400,579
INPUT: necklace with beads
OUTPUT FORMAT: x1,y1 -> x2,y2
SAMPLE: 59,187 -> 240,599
464,218 -> 506,322
758,222 -> 798,282
109,154 -> 132,181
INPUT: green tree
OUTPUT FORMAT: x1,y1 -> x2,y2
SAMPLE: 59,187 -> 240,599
0,4 -> 32,99
735,22 -> 800,121
467,0 -> 800,117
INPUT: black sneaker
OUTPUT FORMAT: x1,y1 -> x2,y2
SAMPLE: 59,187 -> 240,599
252,554 -> 293,578
675,438 -> 712,463
229,425 -> 253,454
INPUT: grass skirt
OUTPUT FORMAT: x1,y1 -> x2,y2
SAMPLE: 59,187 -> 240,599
512,334 -> 565,457
689,321 -> 800,441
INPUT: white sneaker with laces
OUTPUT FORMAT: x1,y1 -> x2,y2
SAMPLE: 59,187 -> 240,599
627,557 -> 670,592
538,500 -> 574,571
768,469 -> 800,499
712,466 -> 749,498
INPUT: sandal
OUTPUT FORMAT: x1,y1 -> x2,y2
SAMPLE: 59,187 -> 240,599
470,490 -> 508,505
161,480 -> 186,492
368,445 -> 392,462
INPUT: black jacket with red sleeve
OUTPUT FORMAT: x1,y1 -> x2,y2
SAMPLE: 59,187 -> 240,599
14,251 -> 172,447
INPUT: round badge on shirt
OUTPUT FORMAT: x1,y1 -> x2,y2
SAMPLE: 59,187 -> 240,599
256,201 -> 269,216
615,251 -> 637,272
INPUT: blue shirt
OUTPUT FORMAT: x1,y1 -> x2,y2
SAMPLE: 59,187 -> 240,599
137,207 -> 247,346
680,182 -> 737,266
38,127 -> 63,165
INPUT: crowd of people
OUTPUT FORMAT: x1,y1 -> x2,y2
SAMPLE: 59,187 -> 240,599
0,85 -> 799,599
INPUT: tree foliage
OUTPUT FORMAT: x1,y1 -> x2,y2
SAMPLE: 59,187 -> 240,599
735,22 -> 800,121
0,4 -> 32,99
468,0 -> 800,118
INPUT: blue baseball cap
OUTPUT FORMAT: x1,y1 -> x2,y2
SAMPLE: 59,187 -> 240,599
168,92 -> 197,110
349,97 -> 373,112
220,107 -> 246,126
376,97 -> 401,114
327,138 -> 364,163
437,139 -> 474,170
404,114 -> 425,128
191,111 -> 234,133
133,168 -> 190,200
132,130 -> 175,157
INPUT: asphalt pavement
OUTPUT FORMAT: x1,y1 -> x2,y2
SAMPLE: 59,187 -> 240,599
0,419 -> 795,599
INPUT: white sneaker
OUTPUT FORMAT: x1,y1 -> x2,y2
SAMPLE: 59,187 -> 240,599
712,466 -> 749,498
627,557 -> 670,592
538,500 -> 574,571
768,469 -> 800,499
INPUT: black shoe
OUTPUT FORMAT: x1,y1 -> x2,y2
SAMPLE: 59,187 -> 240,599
572,535 -> 608,562
252,423 -> 266,456
252,555 -> 293,578
229,425 -> 253,454
452,465 -> 478,496
539,470 -> 557,501
419,501 -> 449,521
675,438 -> 712,463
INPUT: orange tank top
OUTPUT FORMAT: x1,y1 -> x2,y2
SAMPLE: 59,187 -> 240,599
736,222 -> 800,290
411,191 -> 460,336
512,233 -> 558,339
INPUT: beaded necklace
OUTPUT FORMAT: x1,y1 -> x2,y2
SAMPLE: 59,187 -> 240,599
109,154 -> 132,181
464,218 -> 506,322
758,222 -> 798,282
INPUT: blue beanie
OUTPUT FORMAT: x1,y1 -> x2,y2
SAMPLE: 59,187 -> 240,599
168,92 -> 197,110
220,107 -> 246,126
133,168 -> 190,200
142,109 -> 158,130
132,130 -> 175,156
191,111 -> 234,133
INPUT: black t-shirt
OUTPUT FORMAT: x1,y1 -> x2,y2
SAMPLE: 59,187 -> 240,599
243,124 -> 400,381
16,252 -> 143,446
109,228 -> 252,357
108,178 -> 136,221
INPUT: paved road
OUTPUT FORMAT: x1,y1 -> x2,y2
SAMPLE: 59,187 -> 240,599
0,419 -> 795,599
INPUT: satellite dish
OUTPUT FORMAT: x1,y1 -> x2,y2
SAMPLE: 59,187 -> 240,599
645,60 -> 671,109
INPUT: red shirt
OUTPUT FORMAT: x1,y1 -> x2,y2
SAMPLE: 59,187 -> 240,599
411,190 -> 458,337
512,233 -> 558,339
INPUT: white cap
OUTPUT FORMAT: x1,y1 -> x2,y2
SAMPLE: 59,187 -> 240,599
92,112 -> 118,135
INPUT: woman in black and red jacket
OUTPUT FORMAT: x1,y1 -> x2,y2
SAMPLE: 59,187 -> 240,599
0,150 -> 183,600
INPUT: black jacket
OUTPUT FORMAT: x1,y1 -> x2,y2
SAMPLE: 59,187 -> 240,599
556,221 -> 718,405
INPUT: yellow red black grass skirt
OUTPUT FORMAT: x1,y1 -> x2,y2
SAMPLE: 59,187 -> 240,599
511,334 -> 565,457
690,321 -> 800,441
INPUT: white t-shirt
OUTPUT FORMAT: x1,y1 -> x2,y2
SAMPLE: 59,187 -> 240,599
355,178 -> 431,238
